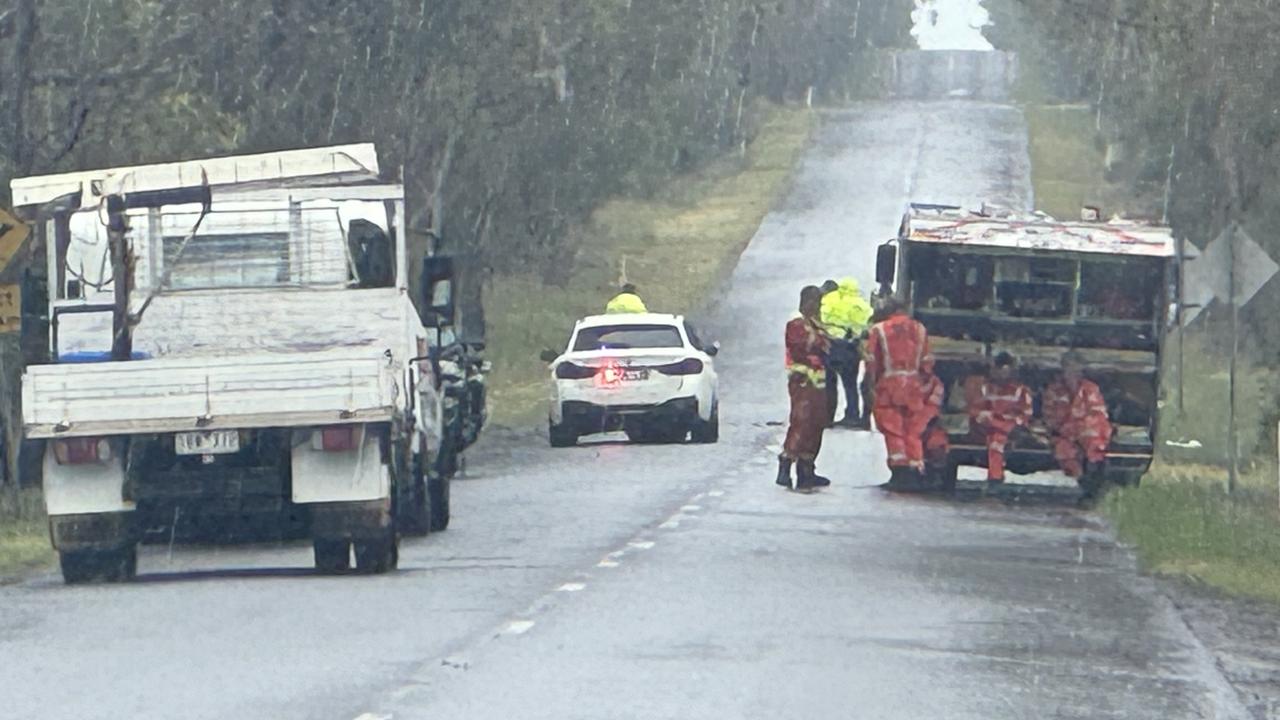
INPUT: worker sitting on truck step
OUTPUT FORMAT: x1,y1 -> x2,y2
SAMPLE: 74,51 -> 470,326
606,283 -> 648,314
969,352 -> 1034,485
921,369 -> 950,488
1043,350 -> 1113,501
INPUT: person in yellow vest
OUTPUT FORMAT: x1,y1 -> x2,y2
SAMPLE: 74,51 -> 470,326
819,278 -> 873,428
606,283 -> 648,314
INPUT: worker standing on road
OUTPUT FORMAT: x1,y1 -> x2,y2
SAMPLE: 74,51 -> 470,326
969,352 -> 1034,486
865,297 -> 933,490
606,283 -> 648,314
858,281 -> 896,429
820,277 -> 873,428
777,286 -> 832,493
1044,350 -> 1113,501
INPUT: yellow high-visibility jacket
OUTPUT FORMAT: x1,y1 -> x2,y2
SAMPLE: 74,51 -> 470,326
606,292 -> 648,314
820,278 -> 872,339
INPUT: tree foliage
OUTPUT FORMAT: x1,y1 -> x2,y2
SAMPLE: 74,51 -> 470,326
0,0 -> 908,327
988,0 -> 1280,361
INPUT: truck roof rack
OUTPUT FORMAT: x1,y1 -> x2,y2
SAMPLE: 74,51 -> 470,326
10,143 -> 381,210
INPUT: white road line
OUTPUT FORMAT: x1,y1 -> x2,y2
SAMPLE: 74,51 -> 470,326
608,550 -> 627,559
680,504 -> 702,512
708,490 -> 725,497
557,582 -> 586,592
500,620 -> 536,635
627,540 -> 655,550
353,713 -> 392,720
658,519 -> 679,529
597,559 -> 620,568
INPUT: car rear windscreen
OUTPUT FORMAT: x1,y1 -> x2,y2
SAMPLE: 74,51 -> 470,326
573,325 -> 683,351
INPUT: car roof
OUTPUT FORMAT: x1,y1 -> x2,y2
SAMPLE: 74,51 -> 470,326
576,313 -> 685,329
904,203 -> 1179,259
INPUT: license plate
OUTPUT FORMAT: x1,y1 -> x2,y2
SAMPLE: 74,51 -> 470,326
175,430 -> 240,456
621,369 -> 650,381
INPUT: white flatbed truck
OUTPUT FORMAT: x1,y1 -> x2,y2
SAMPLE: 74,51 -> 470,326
13,144 -> 461,582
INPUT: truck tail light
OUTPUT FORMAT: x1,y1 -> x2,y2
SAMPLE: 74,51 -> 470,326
656,358 -> 704,376
312,425 -> 360,452
53,437 -> 111,465
555,362 -> 598,380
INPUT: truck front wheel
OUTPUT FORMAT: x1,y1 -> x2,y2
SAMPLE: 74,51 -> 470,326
59,546 -> 137,584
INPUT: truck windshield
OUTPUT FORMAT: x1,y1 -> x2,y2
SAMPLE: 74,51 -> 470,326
573,325 -> 683,351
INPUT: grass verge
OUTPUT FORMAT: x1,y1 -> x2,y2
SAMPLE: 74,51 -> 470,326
1105,464 -> 1280,605
1022,104 -> 1113,220
483,104 -> 815,426
0,488 -> 52,579
1021,91 -> 1280,605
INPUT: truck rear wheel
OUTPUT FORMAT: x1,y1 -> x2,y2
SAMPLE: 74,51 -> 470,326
313,539 -> 351,573
428,471 -> 450,531
354,533 -> 399,574
59,546 -> 137,584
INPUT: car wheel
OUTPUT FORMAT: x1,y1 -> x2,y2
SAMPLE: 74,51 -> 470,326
549,420 -> 578,448
691,404 -> 720,444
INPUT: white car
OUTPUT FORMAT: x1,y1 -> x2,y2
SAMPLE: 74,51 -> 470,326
541,313 -> 720,447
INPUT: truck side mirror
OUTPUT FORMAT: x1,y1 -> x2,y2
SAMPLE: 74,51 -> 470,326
420,256 -> 456,327
539,349 -> 560,363
876,242 -> 897,286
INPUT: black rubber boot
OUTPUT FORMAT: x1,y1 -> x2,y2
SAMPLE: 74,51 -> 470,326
794,461 -> 819,493
1078,461 -> 1108,507
775,457 -> 793,489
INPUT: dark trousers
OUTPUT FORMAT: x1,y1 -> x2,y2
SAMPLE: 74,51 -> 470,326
825,339 -> 864,423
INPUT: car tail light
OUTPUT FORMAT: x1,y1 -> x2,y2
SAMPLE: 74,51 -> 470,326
656,358 -> 704,376
555,362 -> 598,380
312,425 -> 360,452
595,360 -> 623,388
53,437 -> 111,465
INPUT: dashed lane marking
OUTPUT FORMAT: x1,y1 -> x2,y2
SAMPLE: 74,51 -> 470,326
708,490 -> 725,497
627,541 -> 655,550
658,519 -> 679,529
597,559 -> 620,568
557,582 -> 586,592
680,504 -> 703,512
499,620 -> 536,636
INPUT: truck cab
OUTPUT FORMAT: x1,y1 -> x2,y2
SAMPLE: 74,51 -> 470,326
879,203 -> 1179,488
13,144 -> 473,581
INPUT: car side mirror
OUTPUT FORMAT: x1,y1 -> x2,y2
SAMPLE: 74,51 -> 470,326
876,242 -> 897,286
539,349 -> 559,364
420,256 -> 456,326
705,342 -> 720,357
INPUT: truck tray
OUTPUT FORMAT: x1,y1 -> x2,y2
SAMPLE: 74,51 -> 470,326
23,349 -> 400,438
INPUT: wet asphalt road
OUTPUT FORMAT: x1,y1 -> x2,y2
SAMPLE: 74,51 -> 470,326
0,102 -> 1251,720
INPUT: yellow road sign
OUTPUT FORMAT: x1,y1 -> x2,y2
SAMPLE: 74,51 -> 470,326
0,208 -> 29,273
0,283 -> 19,333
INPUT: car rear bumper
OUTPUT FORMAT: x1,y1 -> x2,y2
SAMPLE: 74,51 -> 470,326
560,397 -> 699,434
